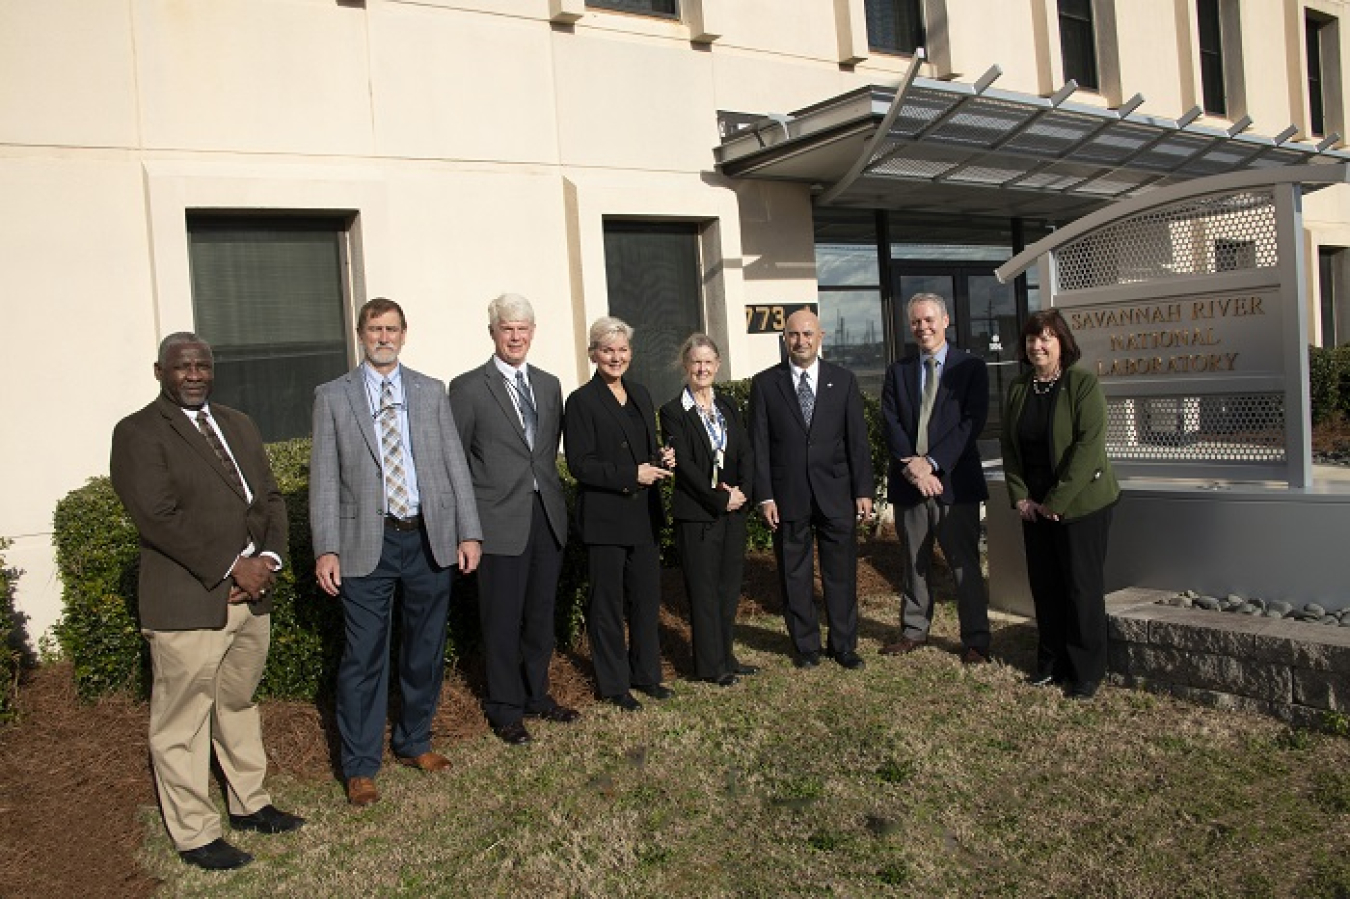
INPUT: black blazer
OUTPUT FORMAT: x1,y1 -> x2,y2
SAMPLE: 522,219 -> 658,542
748,359 -> 874,522
658,391 -> 754,523
880,345 -> 990,507
563,373 -> 666,545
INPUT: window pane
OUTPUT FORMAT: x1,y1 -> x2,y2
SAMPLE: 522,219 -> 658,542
1308,16 -> 1326,137
865,0 -> 925,55
188,216 -> 350,441
602,222 -> 702,405
1198,0 -> 1226,115
818,289 -> 885,398
1059,0 -> 1099,90
587,0 -> 678,17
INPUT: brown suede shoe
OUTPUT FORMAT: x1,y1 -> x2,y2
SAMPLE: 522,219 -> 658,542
878,636 -> 926,656
395,751 -> 452,773
346,776 -> 379,807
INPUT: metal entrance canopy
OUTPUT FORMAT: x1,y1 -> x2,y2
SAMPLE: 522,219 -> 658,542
715,58 -> 1350,221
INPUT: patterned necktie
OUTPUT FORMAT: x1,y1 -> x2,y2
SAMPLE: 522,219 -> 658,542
797,371 -> 814,427
379,380 -> 412,519
515,370 -> 537,449
916,356 -> 939,456
195,411 -> 245,495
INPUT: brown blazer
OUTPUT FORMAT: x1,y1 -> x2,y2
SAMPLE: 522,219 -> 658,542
110,395 -> 288,631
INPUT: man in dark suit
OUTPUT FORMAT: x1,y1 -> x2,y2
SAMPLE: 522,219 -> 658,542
749,309 -> 874,670
110,332 -> 303,871
449,293 -> 578,746
311,298 -> 482,807
879,293 -> 991,662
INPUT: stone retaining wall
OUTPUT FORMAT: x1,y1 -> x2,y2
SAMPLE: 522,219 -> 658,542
1107,587 -> 1350,729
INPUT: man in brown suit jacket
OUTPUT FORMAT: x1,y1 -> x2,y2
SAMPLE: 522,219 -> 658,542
110,332 -> 303,870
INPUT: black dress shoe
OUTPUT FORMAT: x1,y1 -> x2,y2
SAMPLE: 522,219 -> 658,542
794,651 -> 821,669
1026,670 -> 1058,687
633,683 -> 674,700
493,721 -> 533,745
526,705 -> 581,723
733,663 -> 760,676
229,804 -> 305,834
605,692 -> 643,711
833,650 -> 866,670
179,838 -> 253,870
1066,680 -> 1100,700
700,673 -> 738,687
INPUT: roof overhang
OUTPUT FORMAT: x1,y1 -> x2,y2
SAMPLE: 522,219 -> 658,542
715,64 -> 1350,222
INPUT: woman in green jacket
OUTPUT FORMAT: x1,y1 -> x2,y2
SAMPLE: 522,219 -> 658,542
1001,309 -> 1120,700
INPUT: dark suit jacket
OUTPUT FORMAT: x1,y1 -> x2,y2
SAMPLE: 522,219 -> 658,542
881,345 -> 990,507
1001,364 -> 1120,521
563,373 -> 665,545
110,395 -> 287,631
448,359 -> 568,555
658,391 -> 754,523
748,359 -> 874,522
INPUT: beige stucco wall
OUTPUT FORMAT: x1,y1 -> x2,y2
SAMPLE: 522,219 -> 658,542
1,0 -> 1346,639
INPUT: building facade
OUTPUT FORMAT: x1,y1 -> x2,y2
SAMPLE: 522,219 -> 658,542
3,0 -> 1348,637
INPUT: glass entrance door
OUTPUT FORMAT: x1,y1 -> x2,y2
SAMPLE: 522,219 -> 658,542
893,265 -> 1021,437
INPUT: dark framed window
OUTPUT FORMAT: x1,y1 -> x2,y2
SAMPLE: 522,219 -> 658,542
865,0 -> 925,56
187,214 -> 352,441
1320,247 -> 1340,348
1307,12 -> 1329,137
1059,0 -> 1099,91
602,221 -> 702,404
587,0 -> 678,18
1198,0 -> 1226,115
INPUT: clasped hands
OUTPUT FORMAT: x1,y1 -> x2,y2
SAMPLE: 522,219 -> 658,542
228,555 -> 278,604
1015,498 -> 1060,522
902,456 -> 943,498
636,444 -> 677,486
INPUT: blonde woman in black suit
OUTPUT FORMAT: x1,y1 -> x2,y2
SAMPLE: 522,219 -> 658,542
564,317 -> 675,711
659,334 -> 758,687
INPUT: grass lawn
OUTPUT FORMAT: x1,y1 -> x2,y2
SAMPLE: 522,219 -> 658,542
138,594 -> 1350,899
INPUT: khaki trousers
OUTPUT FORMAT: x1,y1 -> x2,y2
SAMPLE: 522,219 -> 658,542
142,604 -> 271,851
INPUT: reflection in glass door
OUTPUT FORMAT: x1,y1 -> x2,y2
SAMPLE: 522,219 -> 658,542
893,266 -> 1021,437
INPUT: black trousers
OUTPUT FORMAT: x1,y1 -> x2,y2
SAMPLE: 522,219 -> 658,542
585,541 -> 662,697
1021,505 -> 1114,685
477,494 -> 564,728
773,501 -> 858,657
675,512 -> 748,679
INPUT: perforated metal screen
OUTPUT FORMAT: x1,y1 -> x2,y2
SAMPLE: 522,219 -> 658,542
1104,395 -> 1286,463
1056,190 -> 1280,291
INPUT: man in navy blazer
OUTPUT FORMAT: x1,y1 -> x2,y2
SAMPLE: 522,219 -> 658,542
749,309 -> 874,670
879,293 -> 991,662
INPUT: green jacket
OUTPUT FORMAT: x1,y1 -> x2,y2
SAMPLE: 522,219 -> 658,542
1000,364 -> 1120,521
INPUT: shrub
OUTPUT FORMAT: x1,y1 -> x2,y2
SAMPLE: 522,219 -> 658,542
51,383 -> 892,702
0,538 -> 23,723
1309,344 -> 1350,425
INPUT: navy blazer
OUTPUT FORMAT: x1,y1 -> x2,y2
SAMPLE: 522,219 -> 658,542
881,345 -> 989,507
658,391 -> 754,523
563,373 -> 666,546
748,359 -> 874,522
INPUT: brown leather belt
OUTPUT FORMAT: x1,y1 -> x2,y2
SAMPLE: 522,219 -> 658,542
385,513 -> 423,532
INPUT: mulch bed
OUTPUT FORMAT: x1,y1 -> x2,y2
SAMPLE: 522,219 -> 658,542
0,538 -> 905,899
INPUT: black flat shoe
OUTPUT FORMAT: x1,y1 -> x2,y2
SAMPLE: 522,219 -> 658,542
605,692 -> 642,711
833,650 -> 866,670
180,838 -> 253,870
229,804 -> 305,834
794,651 -> 821,669
526,705 -> 581,723
1026,670 -> 1058,687
733,663 -> 760,676
493,721 -> 533,745
700,673 -> 738,687
1066,680 -> 1100,700
633,683 -> 673,700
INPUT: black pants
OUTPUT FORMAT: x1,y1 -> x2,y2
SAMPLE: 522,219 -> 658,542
585,541 -> 662,697
772,502 -> 858,657
675,513 -> 748,679
1021,505 -> 1113,685
477,494 -> 564,728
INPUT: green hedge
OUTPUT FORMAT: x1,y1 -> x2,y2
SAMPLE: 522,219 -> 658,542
1310,344 -> 1350,425
0,539 -> 22,723
51,379 -> 890,701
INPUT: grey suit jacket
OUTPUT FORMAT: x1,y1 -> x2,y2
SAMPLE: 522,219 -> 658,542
448,358 -> 567,556
110,395 -> 287,631
310,364 -> 482,577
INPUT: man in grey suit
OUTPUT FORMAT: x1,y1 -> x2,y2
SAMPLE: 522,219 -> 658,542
311,298 -> 482,808
449,293 -> 578,746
